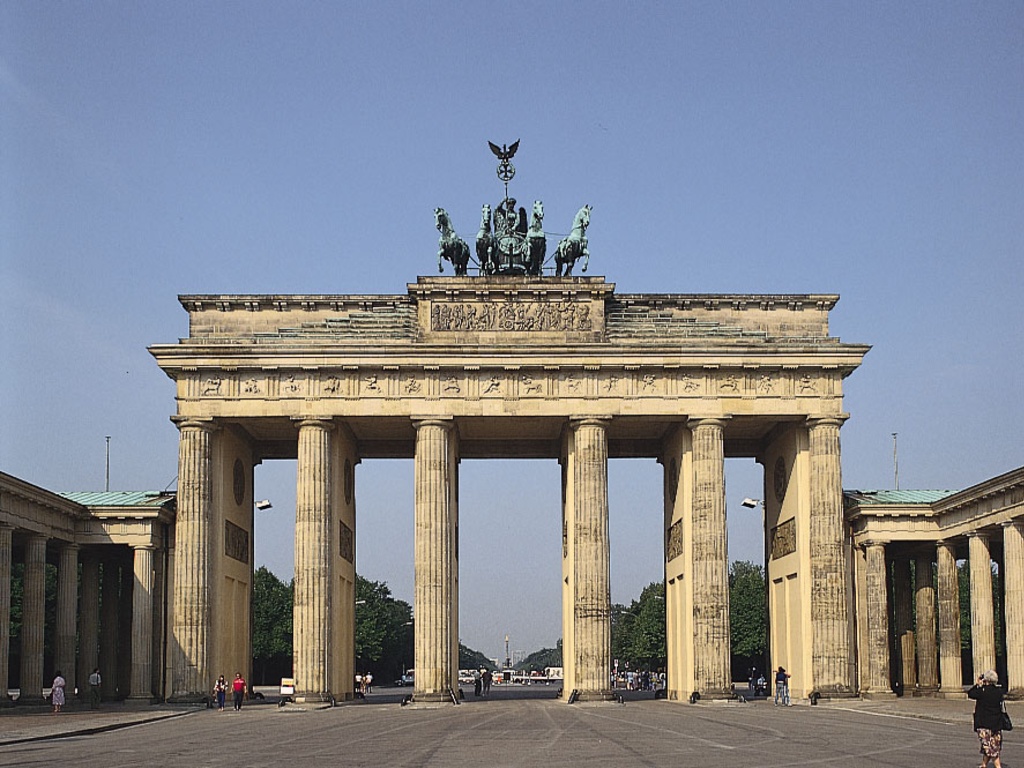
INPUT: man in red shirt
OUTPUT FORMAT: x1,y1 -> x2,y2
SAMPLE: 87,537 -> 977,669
232,672 -> 247,711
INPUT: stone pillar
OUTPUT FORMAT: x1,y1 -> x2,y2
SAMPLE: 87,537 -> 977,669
19,534 -> 47,703
915,550 -> 939,692
130,546 -> 155,700
807,416 -> 853,695
0,525 -> 12,702
688,418 -> 731,697
100,560 -> 120,699
568,417 -> 613,701
936,540 -> 965,697
1003,521 -> 1024,698
891,556 -> 916,690
56,543 -> 79,691
413,418 -> 457,702
969,531 -> 996,677
293,418 -> 334,703
862,540 -> 894,698
170,419 -> 214,701
77,552 -> 100,698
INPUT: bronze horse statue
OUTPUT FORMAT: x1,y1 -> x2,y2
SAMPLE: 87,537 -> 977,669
527,200 -> 546,276
476,204 -> 497,274
435,208 -> 470,276
554,205 -> 591,276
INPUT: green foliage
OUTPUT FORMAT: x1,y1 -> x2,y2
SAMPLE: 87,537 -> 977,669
355,575 -> 413,679
252,566 -> 293,661
518,641 -> 562,672
729,560 -> 767,660
459,644 -> 495,671
611,582 -> 666,669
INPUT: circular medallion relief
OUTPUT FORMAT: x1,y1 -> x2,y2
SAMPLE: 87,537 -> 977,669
233,459 -> 245,507
773,456 -> 787,503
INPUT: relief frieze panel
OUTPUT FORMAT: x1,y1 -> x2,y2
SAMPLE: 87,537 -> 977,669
430,299 -> 594,333
770,518 -> 797,560
183,365 -> 837,405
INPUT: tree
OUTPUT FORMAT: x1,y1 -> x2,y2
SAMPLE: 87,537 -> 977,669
611,582 -> 666,670
252,566 -> 293,684
519,641 -> 562,672
459,644 -> 495,671
355,575 -> 413,680
729,560 -> 767,680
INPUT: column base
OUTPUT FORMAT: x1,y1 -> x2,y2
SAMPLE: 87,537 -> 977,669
911,685 -> 940,697
860,690 -> 898,700
293,692 -> 336,707
567,689 -> 617,704
936,688 -> 968,700
166,692 -> 211,706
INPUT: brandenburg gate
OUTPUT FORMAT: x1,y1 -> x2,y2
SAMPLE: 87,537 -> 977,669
149,274 -> 869,704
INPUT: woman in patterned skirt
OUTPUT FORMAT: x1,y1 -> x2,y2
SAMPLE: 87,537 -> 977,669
968,669 -> 1006,768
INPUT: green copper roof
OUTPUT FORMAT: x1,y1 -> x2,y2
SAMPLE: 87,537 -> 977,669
59,490 -> 174,508
844,489 -> 956,506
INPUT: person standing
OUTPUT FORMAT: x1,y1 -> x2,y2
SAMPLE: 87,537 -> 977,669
88,667 -> 102,709
213,675 -> 227,711
968,669 -> 1006,768
232,672 -> 247,711
50,671 -> 66,713
774,666 -> 791,706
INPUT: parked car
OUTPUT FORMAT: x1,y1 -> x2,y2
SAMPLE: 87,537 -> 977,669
394,672 -> 414,686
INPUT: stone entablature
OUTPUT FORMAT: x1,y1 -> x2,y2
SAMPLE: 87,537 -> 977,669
846,467 -> 1024,546
156,278 -> 866,425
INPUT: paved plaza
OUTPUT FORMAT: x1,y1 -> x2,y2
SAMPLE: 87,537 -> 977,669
1,689 -> 1021,767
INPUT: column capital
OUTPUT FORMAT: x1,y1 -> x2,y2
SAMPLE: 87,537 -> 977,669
171,416 -> 218,432
1003,519 -> 1024,533
411,416 -> 455,431
292,416 -> 335,431
861,538 -> 889,550
806,414 -> 850,429
686,416 -> 730,430
968,529 -> 991,543
132,544 -> 156,552
569,416 -> 612,429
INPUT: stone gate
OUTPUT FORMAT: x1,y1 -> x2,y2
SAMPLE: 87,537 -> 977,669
148,275 -> 869,703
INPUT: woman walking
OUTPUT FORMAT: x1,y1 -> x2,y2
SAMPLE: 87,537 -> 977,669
968,669 -> 1006,768
50,671 -> 66,713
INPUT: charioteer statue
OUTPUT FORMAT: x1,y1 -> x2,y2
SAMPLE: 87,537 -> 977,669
435,140 -> 589,277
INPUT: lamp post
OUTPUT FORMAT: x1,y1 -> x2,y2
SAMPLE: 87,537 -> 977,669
740,497 -> 769,685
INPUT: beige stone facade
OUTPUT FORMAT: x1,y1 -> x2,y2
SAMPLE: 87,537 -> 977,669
846,467 -> 1024,699
148,276 -> 869,702
0,474 -> 174,703
3,275 -> 1023,706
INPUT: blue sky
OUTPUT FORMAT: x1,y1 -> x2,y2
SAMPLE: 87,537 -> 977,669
2,2 -> 1022,661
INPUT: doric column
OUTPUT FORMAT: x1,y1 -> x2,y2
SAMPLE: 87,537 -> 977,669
969,531 -> 996,677
56,543 -> 79,691
19,534 -> 47,703
413,418 -> 458,702
293,418 -> 334,702
936,540 -> 964,696
170,418 -> 214,701
915,550 -> 939,692
863,540 -> 893,697
807,416 -> 852,694
130,546 -> 155,699
0,525 -> 12,701
891,557 -> 916,690
688,417 -> 731,697
77,552 -> 101,699
569,417 -> 613,701
1002,521 -> 1024,697
100,560 -> 120,699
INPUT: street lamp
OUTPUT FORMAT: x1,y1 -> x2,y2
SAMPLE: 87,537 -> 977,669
741,497 -> 762,509
255,499 -> 273,511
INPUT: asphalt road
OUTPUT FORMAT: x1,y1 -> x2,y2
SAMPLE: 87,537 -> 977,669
1,691 -> 1015,768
